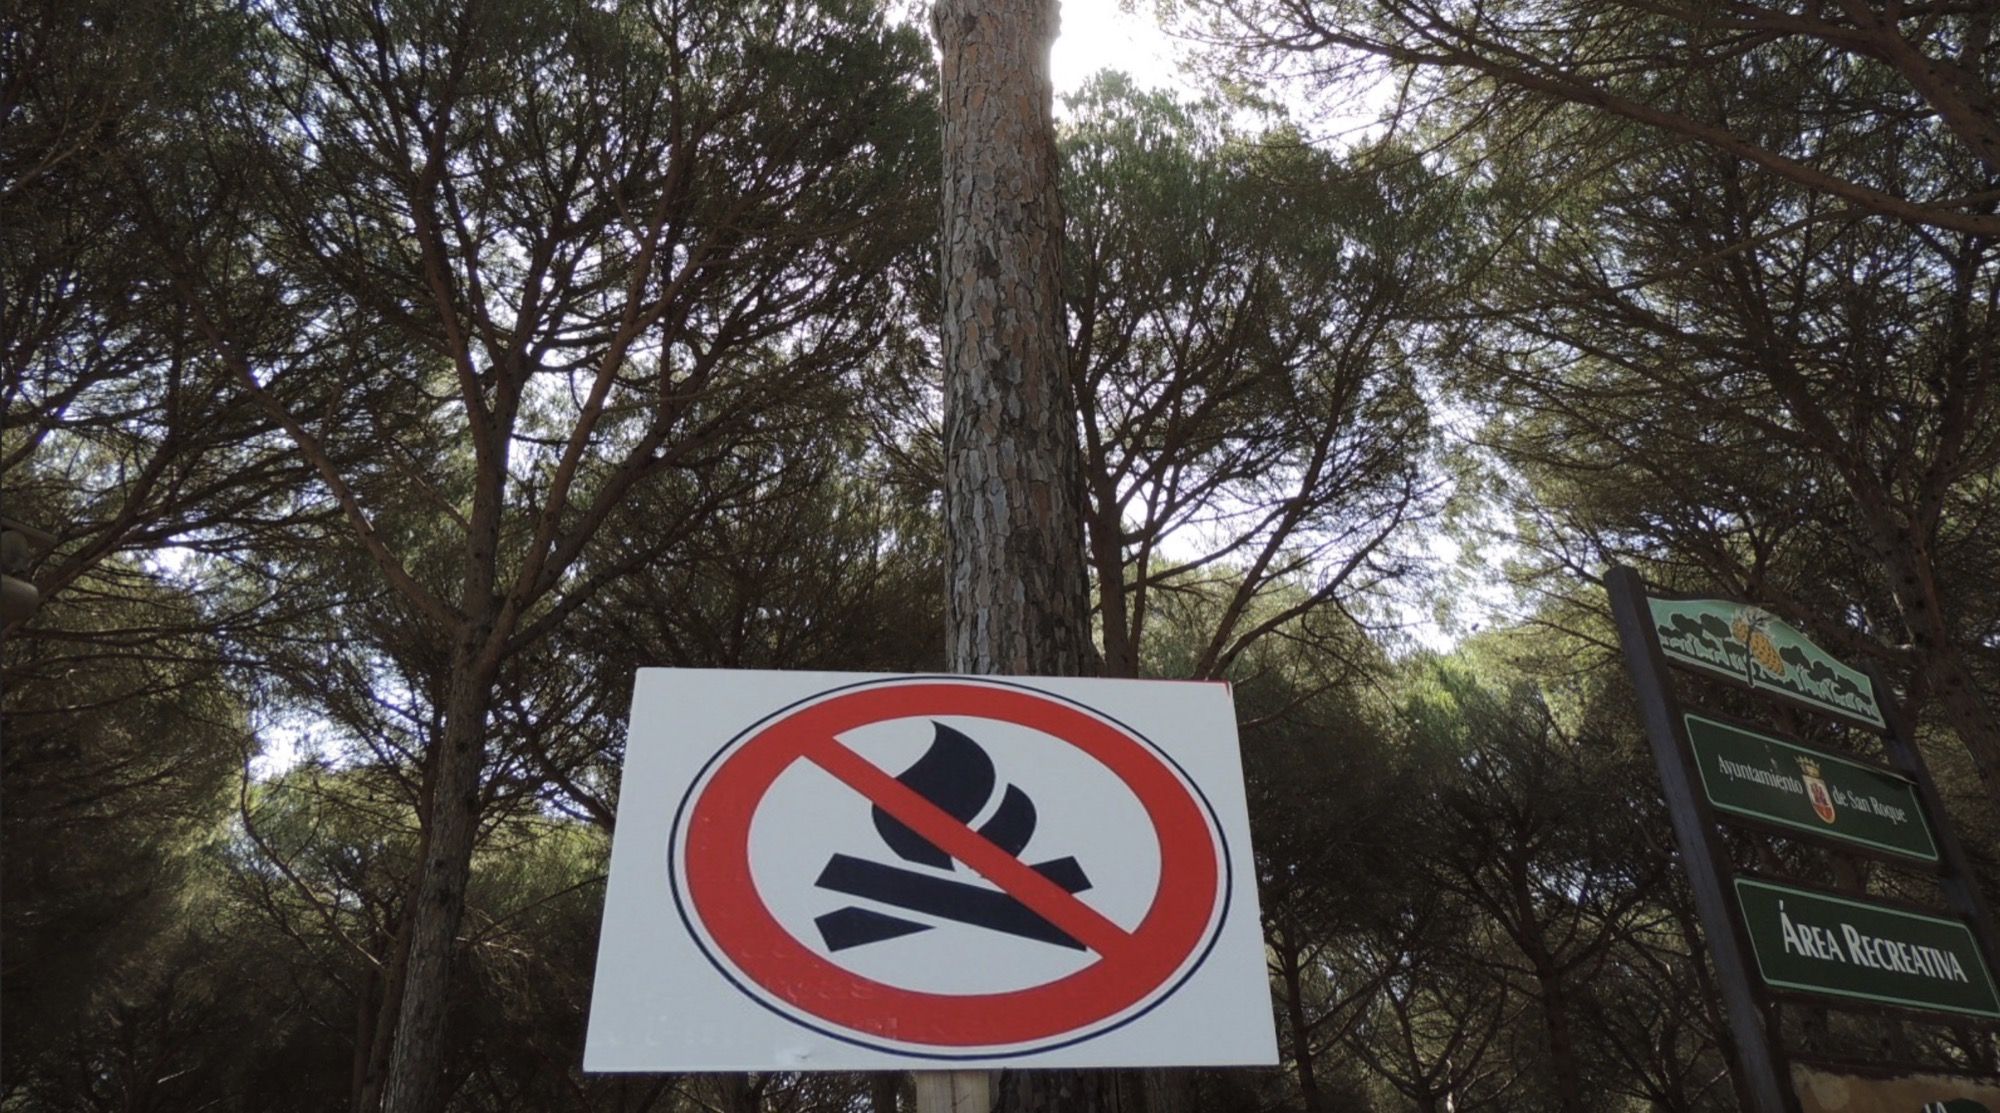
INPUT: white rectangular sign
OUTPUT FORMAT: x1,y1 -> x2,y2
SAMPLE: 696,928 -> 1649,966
585,670 -> 1277,1071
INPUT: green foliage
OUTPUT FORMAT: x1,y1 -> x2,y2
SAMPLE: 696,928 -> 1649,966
1058,74 -> 1459,678
8,0 -> 2000,1108
0,559 -> 245,1089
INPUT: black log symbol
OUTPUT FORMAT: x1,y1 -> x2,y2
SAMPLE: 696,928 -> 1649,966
814,722 -> 1092,951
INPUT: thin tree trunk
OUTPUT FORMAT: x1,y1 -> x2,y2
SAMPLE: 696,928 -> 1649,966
1507,867 -> 1585,1113
871,1073 -> 904,1113
1275,927 -> 1325,1113
1534,961 -> 1586,1113
993,1072 -> 1134,1112
1877,536 -> 2000,809
357,845 -> 421,1113
378,637 -> 501,1113
1087,489 -> 1135,680
715,1073 -> 760,1113
350,956 -> 382,1112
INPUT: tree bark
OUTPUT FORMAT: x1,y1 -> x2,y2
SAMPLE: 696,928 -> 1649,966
872,1073 -> 905,1113
1274,925 -> 1325,1113
356,833 -> 422,1113
993,1072 -> 1134,1113
1532,959 -> 1586,1113
1505,865 -> 1585,1113
350,959 -> 380,1112
378,633 -> 502,1113
937,0 -> 1095,681
715,1073 -> 761,1113
1869,530 -> 2000,810
935,1 -> 1104,1110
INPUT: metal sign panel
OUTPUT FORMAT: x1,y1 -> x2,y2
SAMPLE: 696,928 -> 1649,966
1686,714 -> 1937,862
1648,596 -> 1885,729
584,670 -> 1278,1070
1735,878 -> 2000,1019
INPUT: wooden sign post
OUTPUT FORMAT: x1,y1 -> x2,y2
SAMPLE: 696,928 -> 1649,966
1606,566 -> 2000,1113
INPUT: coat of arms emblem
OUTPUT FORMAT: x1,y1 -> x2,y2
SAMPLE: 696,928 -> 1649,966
1796,757 -> 1836,824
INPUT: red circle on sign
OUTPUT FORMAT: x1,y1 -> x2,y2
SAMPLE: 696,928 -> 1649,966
671,677 -> 1228,1056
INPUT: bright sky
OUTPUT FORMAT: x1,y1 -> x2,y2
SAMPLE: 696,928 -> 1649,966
1048,1 -> 1399,146
1050,0 -> 1194,99
1049,0 -> 1508,652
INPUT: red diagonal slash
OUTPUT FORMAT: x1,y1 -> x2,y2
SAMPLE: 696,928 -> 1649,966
803,733 -> 1132,958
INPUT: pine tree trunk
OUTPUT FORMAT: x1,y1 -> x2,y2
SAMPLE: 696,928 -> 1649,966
1871,532 -> 2000,811
872,1073 -> 905,1113
935,1 -> 1102,1110
1534,962 -> 1586,1113
936,0 -> 1094,681
1274,927 -> 1325,1113
350,958 -> 380,1112
716,1073 -> 760,1113
355,919 -> 410,1112
1508,869 -> 1585,1113
378,637 -> 500,1113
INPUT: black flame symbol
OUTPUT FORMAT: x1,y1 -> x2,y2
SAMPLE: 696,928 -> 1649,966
874,722 -> 1035,866
814,722 -> 1092,951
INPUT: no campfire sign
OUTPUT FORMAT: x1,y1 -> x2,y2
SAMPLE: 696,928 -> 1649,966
584,670 -> 1277,1070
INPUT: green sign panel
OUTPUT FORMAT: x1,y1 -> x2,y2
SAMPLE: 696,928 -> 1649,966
1735,878 -> 2000,1019
1686,714 -> 1936,861
1648,596 -> 1885,729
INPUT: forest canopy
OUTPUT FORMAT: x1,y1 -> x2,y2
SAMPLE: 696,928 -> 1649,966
3,0 -> 1995,1111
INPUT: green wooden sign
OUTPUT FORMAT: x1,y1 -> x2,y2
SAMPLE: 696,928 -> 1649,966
1735,878 -> 2000,1019
1686,714 -> 1937,862
1648,596 -> 1885,729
